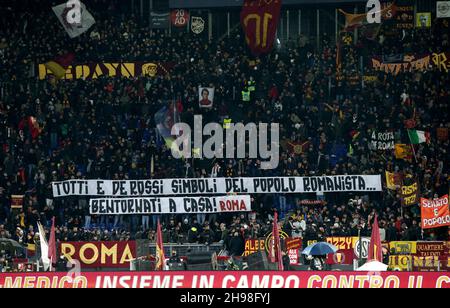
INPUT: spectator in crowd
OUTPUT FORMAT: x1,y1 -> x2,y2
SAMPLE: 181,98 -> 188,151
227,230 -> 246,257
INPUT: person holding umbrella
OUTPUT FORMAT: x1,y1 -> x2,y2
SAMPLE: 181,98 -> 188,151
302,242 -> 338,271
310,255 -> 326,271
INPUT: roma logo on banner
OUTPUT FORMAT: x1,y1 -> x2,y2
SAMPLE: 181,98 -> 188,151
420,195 -> 450,229
241,0 -> 282,56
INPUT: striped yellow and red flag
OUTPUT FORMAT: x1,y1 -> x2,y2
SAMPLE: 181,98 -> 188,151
385,171 -> 402,190
394,144 -> 413,161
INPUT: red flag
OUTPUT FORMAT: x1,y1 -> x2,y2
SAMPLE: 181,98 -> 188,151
155,219 -> 166,271
271,212 -> 284,271
28,116 -> 42,140
48,217 -> 57,270
286,140 -> 310,155
368,215 -> 383,262
19,117 -> 41,140
336,41 -> 342,73
241,0 -> 282,56
420,195 -> 450,229
17,168 -> 26,183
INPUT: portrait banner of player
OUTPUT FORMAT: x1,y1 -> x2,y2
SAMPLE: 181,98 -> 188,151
416,13 -> 431,28
198,87 -> 215,109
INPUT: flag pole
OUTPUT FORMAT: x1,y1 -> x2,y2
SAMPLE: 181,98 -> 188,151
407,130 -> 419,163
358,228 -> 362,267
400,177 -> 405,214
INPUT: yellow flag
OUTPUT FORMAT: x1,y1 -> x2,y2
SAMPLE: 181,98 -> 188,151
395,144 -> 412,160
44,61 -> 67,79
385,171 -> 397,190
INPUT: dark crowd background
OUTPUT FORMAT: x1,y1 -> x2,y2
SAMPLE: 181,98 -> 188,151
0,0 -> 449,267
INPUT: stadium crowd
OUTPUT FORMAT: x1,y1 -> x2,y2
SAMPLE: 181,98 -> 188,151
0,0 -> 449,266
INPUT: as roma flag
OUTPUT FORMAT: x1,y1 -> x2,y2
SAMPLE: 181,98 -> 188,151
241,0 -> 282,56
420,195 -> 450,230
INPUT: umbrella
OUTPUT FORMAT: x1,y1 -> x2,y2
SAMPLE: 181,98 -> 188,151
356,260 -> 388,272
0,238 -> 27,255
301,242 -> 338,256
0,238 -> 24,249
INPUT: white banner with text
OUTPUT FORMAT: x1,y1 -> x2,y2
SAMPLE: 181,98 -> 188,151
53,175 -> 382,198
89,195 -> 251,215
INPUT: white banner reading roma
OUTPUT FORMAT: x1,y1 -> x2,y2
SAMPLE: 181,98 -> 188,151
89,195 -> 251,215
52,175 -> 382,198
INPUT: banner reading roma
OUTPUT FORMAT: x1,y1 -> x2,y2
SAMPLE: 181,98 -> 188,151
89,195 -> 252,215
370,131 -> 395,150
241,0 -> 282,55
52,175 -> 382,198
420,195 -> 450,229
59,241 -> 136,269
38,62 -> 174,80
0,272 -> 448,288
